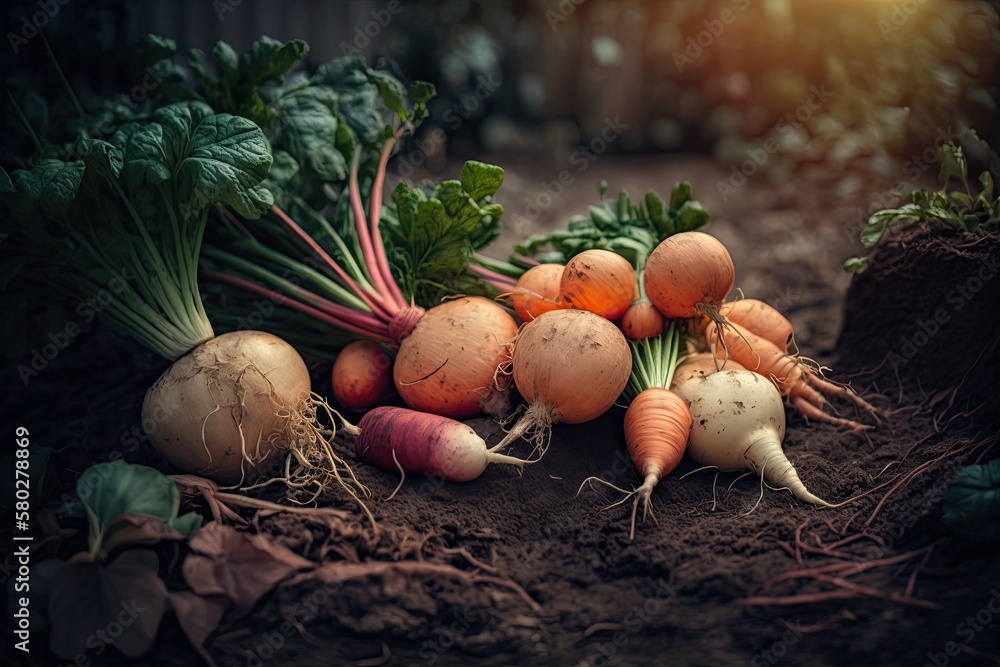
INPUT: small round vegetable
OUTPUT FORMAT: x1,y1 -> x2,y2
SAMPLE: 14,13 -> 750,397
670,351 -> 746,388
143,331 -> 310,485
393,297 -> 519,419
511,263 -> 565,322
351,406 -> 528,482
559,249 -> 635,320
331,340 -> 394,411
620,300 -> 665,340
493,309 -> 632,454
644,231 -> 735,320
674,369 -> 833,507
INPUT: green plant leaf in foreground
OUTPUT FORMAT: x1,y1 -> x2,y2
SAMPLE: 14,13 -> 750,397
942,458 -> 1000,541
74,460 -> 201,561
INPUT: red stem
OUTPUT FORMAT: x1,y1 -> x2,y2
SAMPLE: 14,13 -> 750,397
203,269 -> 394,345
369,136 -> 409,310
348,151 -> 397,312
269,205 -> 393,322
468,263 -> 518,291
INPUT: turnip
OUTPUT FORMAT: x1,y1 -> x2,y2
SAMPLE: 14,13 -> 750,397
673,368 -> 834,507
493,309 -> 632,455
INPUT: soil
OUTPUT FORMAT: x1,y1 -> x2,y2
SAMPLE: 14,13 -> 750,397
2,155 -> 998,667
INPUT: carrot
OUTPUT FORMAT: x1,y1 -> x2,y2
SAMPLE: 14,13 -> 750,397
702,320 -> 878,433
719,299 -> 795,353
580,325 -> 691,539
509,263 -> 566,322
673,368 -> 835,507
492,309 -> 632,456
344,407 -> 529,483
558,249 -> 636,320
331,340 -> 395,411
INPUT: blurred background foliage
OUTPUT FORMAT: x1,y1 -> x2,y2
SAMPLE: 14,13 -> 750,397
3,0 -> 998,181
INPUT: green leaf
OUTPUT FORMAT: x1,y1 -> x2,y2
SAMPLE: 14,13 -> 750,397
937,143 -> 967,188
0,166 -> 14,192
11,160 -> 85,217
645,191 -> 667,226
942,459 -> 1000,541
135,34 -> 177,66
211,41 -> 240,85
459,161 -> 504,201
842,257 -> 869,273
75,460 -> 201,560
979,171 -> 994,202
275,88 -> 348,184
675,200 -> 710,233
242,36 -> 308,83
669,181 -> 693,209
78,138 -> 124,180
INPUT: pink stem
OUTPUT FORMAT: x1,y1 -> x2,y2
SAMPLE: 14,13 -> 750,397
468,263 -> 518,291
369,137 -> 409,310
348,151 -> 397,311
203,269 -> 395,345
269,205 -> 393,323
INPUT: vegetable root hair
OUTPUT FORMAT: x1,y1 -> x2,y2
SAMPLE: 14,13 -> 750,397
240,391 -> 375,528
578,471 -> 661,540
489,402 -> 556,458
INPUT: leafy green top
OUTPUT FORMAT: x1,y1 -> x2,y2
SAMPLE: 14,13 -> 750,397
514,180 -> 710,268
844,142 -> 1000,273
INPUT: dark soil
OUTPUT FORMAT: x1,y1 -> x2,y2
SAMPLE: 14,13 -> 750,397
3,156 -> 998,667
839,224 -> 1000,417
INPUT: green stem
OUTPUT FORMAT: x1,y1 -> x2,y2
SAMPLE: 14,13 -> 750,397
39,31 -> 88,131
5,92 -> 43,154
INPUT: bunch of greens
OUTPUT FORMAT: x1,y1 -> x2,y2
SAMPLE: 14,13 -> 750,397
1,99 -> 273,363
513,180 -> 710,268
844,142 -> 1000,273
942,458 -> 1000,542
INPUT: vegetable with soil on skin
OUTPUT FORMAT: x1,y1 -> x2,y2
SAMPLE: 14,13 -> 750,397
701,320 -> 878,433
331,339 -> 394,410
0,100 -> 366,510
203,153 -> 518,419
557,248 -> 636,320
339,406 -> 532,484
672,368 -> 835,508
579,324 -> 691,539
492,309 -> 632,456
508,262 -> 565,322
671,351 -> 747,386
644,231 -> 736,329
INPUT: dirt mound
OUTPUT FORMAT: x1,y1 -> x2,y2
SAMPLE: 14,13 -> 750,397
838,225 -> 1000,418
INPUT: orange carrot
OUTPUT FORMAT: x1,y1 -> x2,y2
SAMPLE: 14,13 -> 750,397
579,325 -> 690,539
719,299 -> 795,353
703,321 -> 878,433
